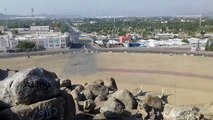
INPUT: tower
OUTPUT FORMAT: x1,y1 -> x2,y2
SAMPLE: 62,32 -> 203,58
31,8 -> 34,18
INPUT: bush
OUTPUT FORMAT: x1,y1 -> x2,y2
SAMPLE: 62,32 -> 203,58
182,39 -> 189,43
205,39 -> 213,51
16,41 -> 36,52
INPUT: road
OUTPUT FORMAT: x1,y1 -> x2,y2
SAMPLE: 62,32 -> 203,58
65,21 -> 96,50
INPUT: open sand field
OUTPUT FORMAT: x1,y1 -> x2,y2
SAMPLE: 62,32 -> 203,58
0,53 -> 213,106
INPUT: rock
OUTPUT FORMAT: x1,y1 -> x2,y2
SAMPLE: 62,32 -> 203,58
73,84 -> 84,92
163,104 -> 199,120
95,94 -> 107,102
71,89 -> 81,101
104,77 -> 117,90
100,97 -> 124,119
0,97 -> 66,120
112,90 -> 137,109
85,83 -> 109,97
61,89 -> 76,120
123,110 -> 143,120
91,79 -> 104,86
83,90 -> 95,100
60,78 -> 72,88
93,113 -> 106,120
83,99 -> 96,113
1,67 -> 60,106
199,101 -> 213,119
143,95 -> 162,110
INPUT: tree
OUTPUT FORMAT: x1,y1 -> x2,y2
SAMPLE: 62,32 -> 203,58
205,39 -> 213,51
12,30 -> 19,35
182,39 -> 189,43
16,41 -> 36,52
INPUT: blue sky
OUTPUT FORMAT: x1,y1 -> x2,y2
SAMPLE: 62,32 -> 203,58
0,0 -> 212,16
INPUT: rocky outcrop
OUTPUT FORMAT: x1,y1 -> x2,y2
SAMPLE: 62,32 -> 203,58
1,67 -> 60,106
0,67 -> 75,120
0,67 -> 210,120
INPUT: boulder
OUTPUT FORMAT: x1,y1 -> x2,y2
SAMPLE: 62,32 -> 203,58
60,78 -> 72,88
100,97 -> 124,119
104,77 -> 117,90
112,90 -> 137,109
1,67 -> 60,106
61,89 -> 76,120
0,97 -> 66,120
83,99 -> 96,113
73,84 -> 84,92
95,94 -> 107,102
85,83 -> 108,97
143,95 -> 162,110
90,79 -> 104,86
163,104 -> 199,120
70,89 -> 81,101
83,90 -> 95,100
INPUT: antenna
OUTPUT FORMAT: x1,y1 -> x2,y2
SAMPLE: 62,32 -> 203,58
31,8 -> 34,18
4,8 -> 8,28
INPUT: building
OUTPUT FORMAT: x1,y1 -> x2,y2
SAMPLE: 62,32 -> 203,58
30,26 -> 50,31
0,32 -> 17,51
0,26 -> 6,33
15,32 -> 70,49
119,34 -> 132,43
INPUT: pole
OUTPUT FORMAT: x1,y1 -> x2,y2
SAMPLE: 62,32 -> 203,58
4,8 -> 8,28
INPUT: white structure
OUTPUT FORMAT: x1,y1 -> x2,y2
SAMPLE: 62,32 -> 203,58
0,26 -> 6,33
15,32 -> 69,49
0,32 -> 17,51
30,26 -> 50,31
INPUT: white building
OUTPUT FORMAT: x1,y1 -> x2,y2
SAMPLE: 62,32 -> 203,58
0,32 -> 17,51
30,26 -> 50,31
15,32 -> 69,49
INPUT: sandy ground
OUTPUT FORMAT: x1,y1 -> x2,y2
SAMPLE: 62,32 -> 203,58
0,53 -> 213,106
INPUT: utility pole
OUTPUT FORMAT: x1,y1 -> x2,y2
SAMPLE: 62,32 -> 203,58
31,8 -> 34,18
4,8 -> 8,28
199,14 -> 202,28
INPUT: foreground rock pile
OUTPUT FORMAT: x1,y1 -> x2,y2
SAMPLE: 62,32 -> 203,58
0,67 -> 212,120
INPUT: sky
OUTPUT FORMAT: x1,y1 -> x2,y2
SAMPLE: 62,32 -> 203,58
0,0 -> 213,17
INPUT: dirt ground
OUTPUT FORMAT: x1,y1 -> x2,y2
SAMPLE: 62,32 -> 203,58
0,53 -> 213,105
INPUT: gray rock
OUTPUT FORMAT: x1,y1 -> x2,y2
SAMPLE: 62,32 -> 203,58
95,94 -> 107,102
163,104 -> 199,120
74,84 -> 84,92
83,99 -> 96,113
71,89 -> 81,101
90,79 -> 104,86
0,97 -> 65,120
104,77 -> 117,90
112,90 -> 137,109
61,89 -> 76,120
83,90 -> 95,100
1,67 -> 60,106
60,78 -> 72,88
100,97 -> 124,119
143,95 -> 162,110
85,83 -> 109,97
